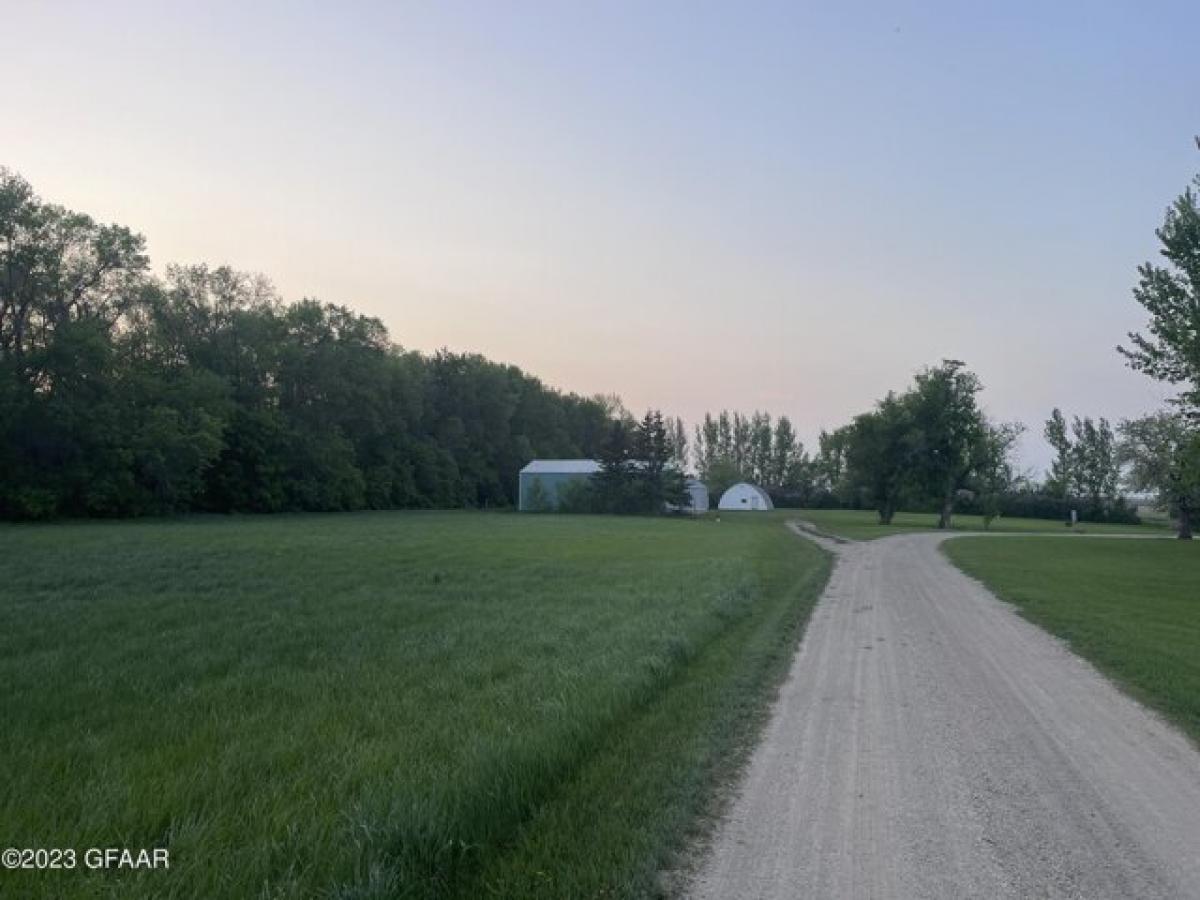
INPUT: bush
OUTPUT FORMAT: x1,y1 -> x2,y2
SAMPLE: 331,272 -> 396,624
947,491 -> 1140,525
524,479 -> 552,513
555,479 -> 597,513
799,488 -> 1140,525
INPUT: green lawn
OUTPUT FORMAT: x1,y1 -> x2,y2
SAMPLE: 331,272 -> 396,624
792,507 -> 1167,541
0,511 -> 829,900
944,537 -> 1200,743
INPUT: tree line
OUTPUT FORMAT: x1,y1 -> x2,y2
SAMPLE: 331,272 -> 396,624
801,160 -> 1200,537
4,160 -> 1198,534
692,411 -> 809,504
0,169 -> 618,518
689,150 -> 1200,534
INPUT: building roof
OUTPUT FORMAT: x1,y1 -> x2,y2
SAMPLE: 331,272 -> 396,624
520,459 -> 602,474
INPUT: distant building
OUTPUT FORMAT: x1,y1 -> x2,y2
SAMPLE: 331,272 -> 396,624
666,477 -> 710,514
518,459 -> 600,511
717,482 -> 774,511
519,460 -> 708,513
685,478 -> 710,513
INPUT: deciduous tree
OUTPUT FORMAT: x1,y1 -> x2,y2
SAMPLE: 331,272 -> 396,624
906,360 -> 986,529
0,168 -> 622,518
1119,412 -> 1200,539
1071,415 -> 1119,510
1044,408 -> 1074,498
1118,172 -> 1200,411
973,422 -> 1025,529
844,393 -> 913,525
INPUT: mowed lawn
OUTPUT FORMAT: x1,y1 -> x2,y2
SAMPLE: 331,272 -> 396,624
0,511 -> 829,900
794,508 -> 1167,541
944,537 -> 1200,743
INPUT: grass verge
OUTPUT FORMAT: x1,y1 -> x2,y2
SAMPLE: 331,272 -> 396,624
0,511 -> 828,899
791,508 -> 1166,541
943,536 -> 1200,743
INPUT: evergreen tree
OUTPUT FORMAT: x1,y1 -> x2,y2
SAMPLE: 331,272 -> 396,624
592,420 -> 637,513
634,410 -> 687,512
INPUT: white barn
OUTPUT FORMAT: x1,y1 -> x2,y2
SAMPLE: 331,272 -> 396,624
718,482 -> 774,511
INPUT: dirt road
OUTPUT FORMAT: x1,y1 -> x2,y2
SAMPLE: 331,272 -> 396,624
690,527 -> 1200,899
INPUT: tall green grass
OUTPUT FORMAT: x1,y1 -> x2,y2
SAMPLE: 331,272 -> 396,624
0,511 -> 828,898
945,537 -> 1200,743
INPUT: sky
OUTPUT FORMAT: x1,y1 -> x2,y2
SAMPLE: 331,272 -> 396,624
3,0 -> 1198,473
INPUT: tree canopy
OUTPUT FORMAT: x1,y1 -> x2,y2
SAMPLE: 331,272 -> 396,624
1042,409 -> 1120,514
1116,164 -> 1200,538
0,168 -> 614,518
1119,412 -> 1200,539
583,411 -> 688,514
1118,174 -> 1200,411
843,392 -> 915,525
5,163 -> 1185,530
692,410 -> 811,503
906,360 -> 987,528
834,361 -> 1023,527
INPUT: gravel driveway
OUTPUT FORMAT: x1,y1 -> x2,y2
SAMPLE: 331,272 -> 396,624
690,525 -> 1200,899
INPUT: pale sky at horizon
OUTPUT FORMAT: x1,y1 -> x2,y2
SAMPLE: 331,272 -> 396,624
4,0 -> 1198,474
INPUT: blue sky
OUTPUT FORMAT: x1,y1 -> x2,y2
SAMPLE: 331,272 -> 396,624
4,1 -> 1198,472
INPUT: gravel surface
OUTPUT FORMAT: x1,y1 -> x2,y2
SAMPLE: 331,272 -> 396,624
690,526 -> 1200,899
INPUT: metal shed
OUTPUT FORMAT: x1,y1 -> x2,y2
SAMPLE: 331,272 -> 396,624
685,478 -> 710,513
518,459 -> 600,510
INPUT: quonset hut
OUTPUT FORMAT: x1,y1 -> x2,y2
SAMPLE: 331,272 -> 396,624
717,482 -> 774,511
518,459 -> 600,511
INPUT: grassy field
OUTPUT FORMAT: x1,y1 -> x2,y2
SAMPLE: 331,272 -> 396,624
791,508 -> 1168,541
944,537 -> 1200,743
0,511 -> 829,900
